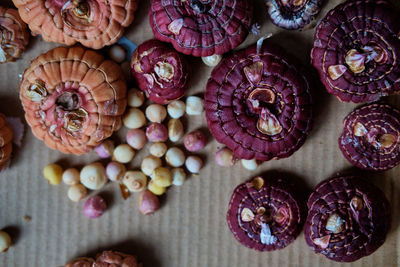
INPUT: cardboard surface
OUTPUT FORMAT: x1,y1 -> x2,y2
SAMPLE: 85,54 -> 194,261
1,0 -> 400,266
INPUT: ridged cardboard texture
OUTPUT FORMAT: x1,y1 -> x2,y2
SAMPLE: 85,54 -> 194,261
0,0 -> 399,266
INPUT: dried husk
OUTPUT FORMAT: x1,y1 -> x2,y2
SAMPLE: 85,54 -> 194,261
12,0 -> 138,49
19,46 -> 127,154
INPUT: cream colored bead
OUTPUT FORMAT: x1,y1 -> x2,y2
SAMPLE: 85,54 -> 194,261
145,104 -> 167,123
201,54 -> 222,67
148,180 -> 166,195
167,100 -> 185,119
122,171 -> 147,192
127,88 -> 145,108
171,168 -> 186,186
123,108 -> 146,129
151,167 -> 172,187
141,155 -> 162,176
62,168 -> 80,185
168,119 -> 184,142
165,147 -> 185,167
185,156 -> 203,173
149,142 -> 167,158
241,159 -> 259,171
80,163 -> 107,190
0,231 -> 11,253
108,45 -> 126,63
67,184 -> 88,202
186,96 -> 204,115
105,162 -> 126,182
113,144 -> 135,163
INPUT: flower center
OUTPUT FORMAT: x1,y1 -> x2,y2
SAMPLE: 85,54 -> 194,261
345,44 -> 387,74
325,213 -> 344,234
190,0 -> 209,13
353,122 -> 396,149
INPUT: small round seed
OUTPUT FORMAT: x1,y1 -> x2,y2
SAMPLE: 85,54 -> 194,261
186,96 -> 204,115
127,88 -> 145,108
83,195 -> 107,218
68,184 -> 88,202
80,163 -> 107,190
148,180 -> 167,195
43,163 -> 63,185
139,190 -> 160,215
184,130 -> 207,151
168,119 -> 184,142
94,139 -> 114,158
167,100 -> 186,119
141,155 -> 162,176
108,45 -> 126,63
126,129 -> 147,150
149,142 -> 167,158
123,171 -> 147,192
123,108 -> 146,129
145,104 -> 167,123
215,147 -> 236,167
151,167 -> 173,187
62,168 -> 80,185
202,54 -> 222,67
165,147 -> 185,167
171,168 -> 186,186
241,159 -> 259,171
185,156 -> 203,174
105,161 -> 126,182
146,123 -> 168,142
113,144 -> 135,163
0,230 -> 11,252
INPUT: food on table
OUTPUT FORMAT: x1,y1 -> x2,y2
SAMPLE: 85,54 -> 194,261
83,195 -> 107,218
184,130 -> 207,152
131,39 -> 191,104
12,0 -> 138,49
19,46 -> 127,154
304,174 -> 391,262
311,0 -> 400,103
139,190 -> 160,215
227,175 -> 306,251
0,6 -> 29,63
149,0 -> 253,57
205,39 -> 312,161
65,250 -> 141,267
339,103 -> 400,171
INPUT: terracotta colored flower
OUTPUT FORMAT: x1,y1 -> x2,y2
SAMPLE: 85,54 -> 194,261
64,257 -> 95,267
131,39 -> 191,104
227,176 -> 306,251
149,0 -> 253,57
311,0 -> 400,103
0,113 -> 13,172
0,6 -> 29,63
19,46 -> 127,154
339,103 -> 400,171
266,0 -> 325,30
12,0 -> 138,49
205,38 -> 312,161
305,174 -> 391,262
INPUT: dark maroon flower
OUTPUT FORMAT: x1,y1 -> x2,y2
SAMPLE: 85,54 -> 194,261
149,0 -> 253,57
266,0 -> 325,30
339,103 -> 400,171
311,0 -> 400,103
131,39 -> 191,104
226,176 -> 306,251
205,39 -> 312,161
304,174 -> 391,262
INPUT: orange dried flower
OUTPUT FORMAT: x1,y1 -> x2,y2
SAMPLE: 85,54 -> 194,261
0,6 -> 29,63
19,46 -> 127,154
12,0 -> 138,49
0,113 -> 13,171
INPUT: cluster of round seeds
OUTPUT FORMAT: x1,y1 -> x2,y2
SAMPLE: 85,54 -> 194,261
42,163 -> 107,218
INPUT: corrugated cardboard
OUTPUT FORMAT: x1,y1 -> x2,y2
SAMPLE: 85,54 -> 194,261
1,0 -> 400,266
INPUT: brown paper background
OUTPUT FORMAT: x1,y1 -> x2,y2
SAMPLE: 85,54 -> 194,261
1,0 -> 400,266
